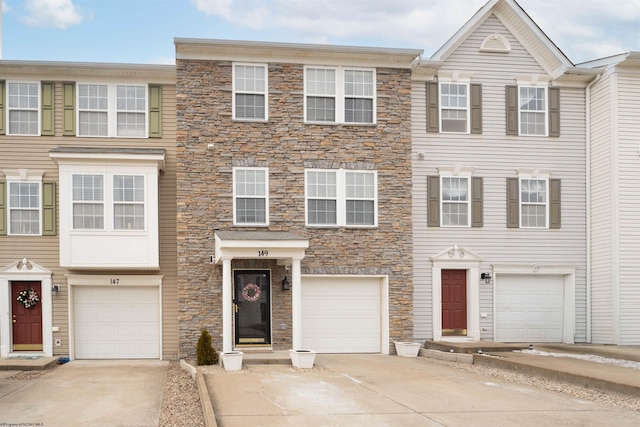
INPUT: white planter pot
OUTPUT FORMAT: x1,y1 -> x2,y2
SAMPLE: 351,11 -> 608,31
220,351 -> 244,371
394,342 -> 421,358
289,349 -> 316,369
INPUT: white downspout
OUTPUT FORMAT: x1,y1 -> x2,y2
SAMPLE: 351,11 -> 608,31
585,72 -> 601,344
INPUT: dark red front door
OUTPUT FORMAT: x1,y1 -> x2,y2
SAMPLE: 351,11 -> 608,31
11,281 -> 43,351
442,270 -> 467,336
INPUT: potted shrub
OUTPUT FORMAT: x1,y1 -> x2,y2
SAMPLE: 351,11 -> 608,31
289,349 -> 317,369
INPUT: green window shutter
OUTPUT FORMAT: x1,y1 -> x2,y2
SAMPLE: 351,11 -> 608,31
470,84 -> 482,134
507,178 -> 519,228
148,84 -> 162,138
41,82 -> 55,136
0,181 -> 6,235
42,182 -> 56,236
506,85 -> 518,135
426,81 -> 439,133
427,176 -> 440,227
549,179 -> 561,229
0,81 -> 5,135
471,177 -> 483,227
549,87 -> 560,137
63,83 -> 76,136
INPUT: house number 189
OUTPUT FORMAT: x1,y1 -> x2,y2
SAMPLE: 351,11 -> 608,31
258,250 -> 269,257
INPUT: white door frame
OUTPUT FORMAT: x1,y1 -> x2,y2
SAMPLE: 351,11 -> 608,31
431,246 -> 482,341
0,259 -> 53,357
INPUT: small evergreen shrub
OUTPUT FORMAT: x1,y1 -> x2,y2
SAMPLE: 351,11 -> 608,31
196,328 -> 218,365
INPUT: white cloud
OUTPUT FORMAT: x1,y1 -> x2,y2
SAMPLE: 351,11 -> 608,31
190,0 -> 640,63
24,0 -> 84,29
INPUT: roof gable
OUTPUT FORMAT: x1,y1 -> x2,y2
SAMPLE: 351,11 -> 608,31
430,0 -> 573,78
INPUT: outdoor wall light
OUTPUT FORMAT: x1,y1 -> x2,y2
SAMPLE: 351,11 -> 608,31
480,273 -> 492,284
282,276 -> 290,291
51,284 -> 60,296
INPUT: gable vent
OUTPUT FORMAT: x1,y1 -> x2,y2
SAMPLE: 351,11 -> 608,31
480,34 -> 511,54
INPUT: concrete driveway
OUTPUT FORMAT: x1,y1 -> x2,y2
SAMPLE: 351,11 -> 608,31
0,360 -> 168,427
205,354 -> 640,426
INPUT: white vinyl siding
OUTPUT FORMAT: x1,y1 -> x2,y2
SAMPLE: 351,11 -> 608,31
7,82 -> 40,136
411,14 -> 587,343
305,66 -> 376,124
233,167 -> 268,226
78,83 -> 148,137
233,63 -> 267,121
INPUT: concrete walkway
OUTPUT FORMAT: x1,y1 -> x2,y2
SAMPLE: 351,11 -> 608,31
0,360 -> 168,427
204,353 -> 640,426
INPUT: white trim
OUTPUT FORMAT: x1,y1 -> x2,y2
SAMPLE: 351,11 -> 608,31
439,174 -> 472,228
66,274 -> 163,360
431,246 -> 482,341
232,167 -> 269,227
232,268 -> 273,350
232,63 -> 268,122
4,172 -> 44,236
303,66 -> 376,125
518,175 -> 550,229
492,264 -> 575,344
6,81 -> 41,136
76,82 -> 149,138
0,259 -> 53,357
517,84 -> 549,136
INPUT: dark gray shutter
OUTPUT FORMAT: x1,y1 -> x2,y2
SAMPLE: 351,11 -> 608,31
0,181 -> 5,235
63,83 -> 76,136
506,85 -> 518,135
470,84 -> 482,134
426,82 -> 439,133
549,87 -> 560,137
41,82 -> 55,136
472,177 -> 483,227
42,182 -> 56,236
427,176 -> 440,227
549,179 -> 561,229
507,178 -> 519,228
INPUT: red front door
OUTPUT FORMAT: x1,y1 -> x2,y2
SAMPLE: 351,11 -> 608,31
442,270 -> 467,336
11,281 -> 43,351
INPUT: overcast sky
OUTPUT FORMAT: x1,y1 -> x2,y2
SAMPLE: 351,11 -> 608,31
2,0 -> 639,65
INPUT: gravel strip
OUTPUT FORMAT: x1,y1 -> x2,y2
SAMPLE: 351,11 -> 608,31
158,360 -> 205,427
424,357 -> 640,412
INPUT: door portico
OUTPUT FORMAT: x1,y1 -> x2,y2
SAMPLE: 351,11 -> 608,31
214,231 -> 308,352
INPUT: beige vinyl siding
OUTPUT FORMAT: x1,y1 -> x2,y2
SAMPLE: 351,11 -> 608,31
588,72 -> 616,344
412,16 -> 588,341
0,75 -> 178,358
615,72 -> 640,345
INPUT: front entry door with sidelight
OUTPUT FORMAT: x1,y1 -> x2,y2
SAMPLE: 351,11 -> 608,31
234,270 -> 271,346
442,270 -> 467,336
11,281 -> 43,351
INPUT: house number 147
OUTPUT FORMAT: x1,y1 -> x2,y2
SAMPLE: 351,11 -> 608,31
110,278 -> 120,284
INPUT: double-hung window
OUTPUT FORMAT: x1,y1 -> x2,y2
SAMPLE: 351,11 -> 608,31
519,86 -> 546,136
306,169 -> 377,227
233,64 -> 267,121
233,167 -> 268,226
440,83 -> 469,133
507,172 -> 561,229
78,83 -> 148,137
441,176 -> 470,227
8,180 -> 41,235
72,174 -> 104,229
113,175 -> 145,230
7,82 -> 40,135
305,67 -> 375,124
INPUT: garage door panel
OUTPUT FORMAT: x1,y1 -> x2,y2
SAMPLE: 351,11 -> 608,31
74,286 -> 160,359
496,275 -> 564,343
302,277 -> 382,353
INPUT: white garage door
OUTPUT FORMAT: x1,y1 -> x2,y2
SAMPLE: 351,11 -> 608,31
74,286 -> 160,359
301,276 -> 382,353
495,275 -> 564,342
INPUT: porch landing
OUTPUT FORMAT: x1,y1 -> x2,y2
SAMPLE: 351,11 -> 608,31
425,340 -> 531,354
0,356 -> 60,370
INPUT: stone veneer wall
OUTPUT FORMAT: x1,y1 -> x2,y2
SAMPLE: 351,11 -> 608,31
176,59 -> 414,358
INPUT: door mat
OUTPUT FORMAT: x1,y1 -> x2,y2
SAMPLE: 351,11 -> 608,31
8,355 -> 42,360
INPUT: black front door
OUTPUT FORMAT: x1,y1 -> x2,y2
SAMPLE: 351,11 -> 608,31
234,270 -> 271,345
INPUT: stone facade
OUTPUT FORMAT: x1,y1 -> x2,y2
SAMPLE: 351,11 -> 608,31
176,56 -> 414,358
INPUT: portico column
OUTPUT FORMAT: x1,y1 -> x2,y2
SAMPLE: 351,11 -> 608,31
291,258 -> 302,349
222,258 -> 233,353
